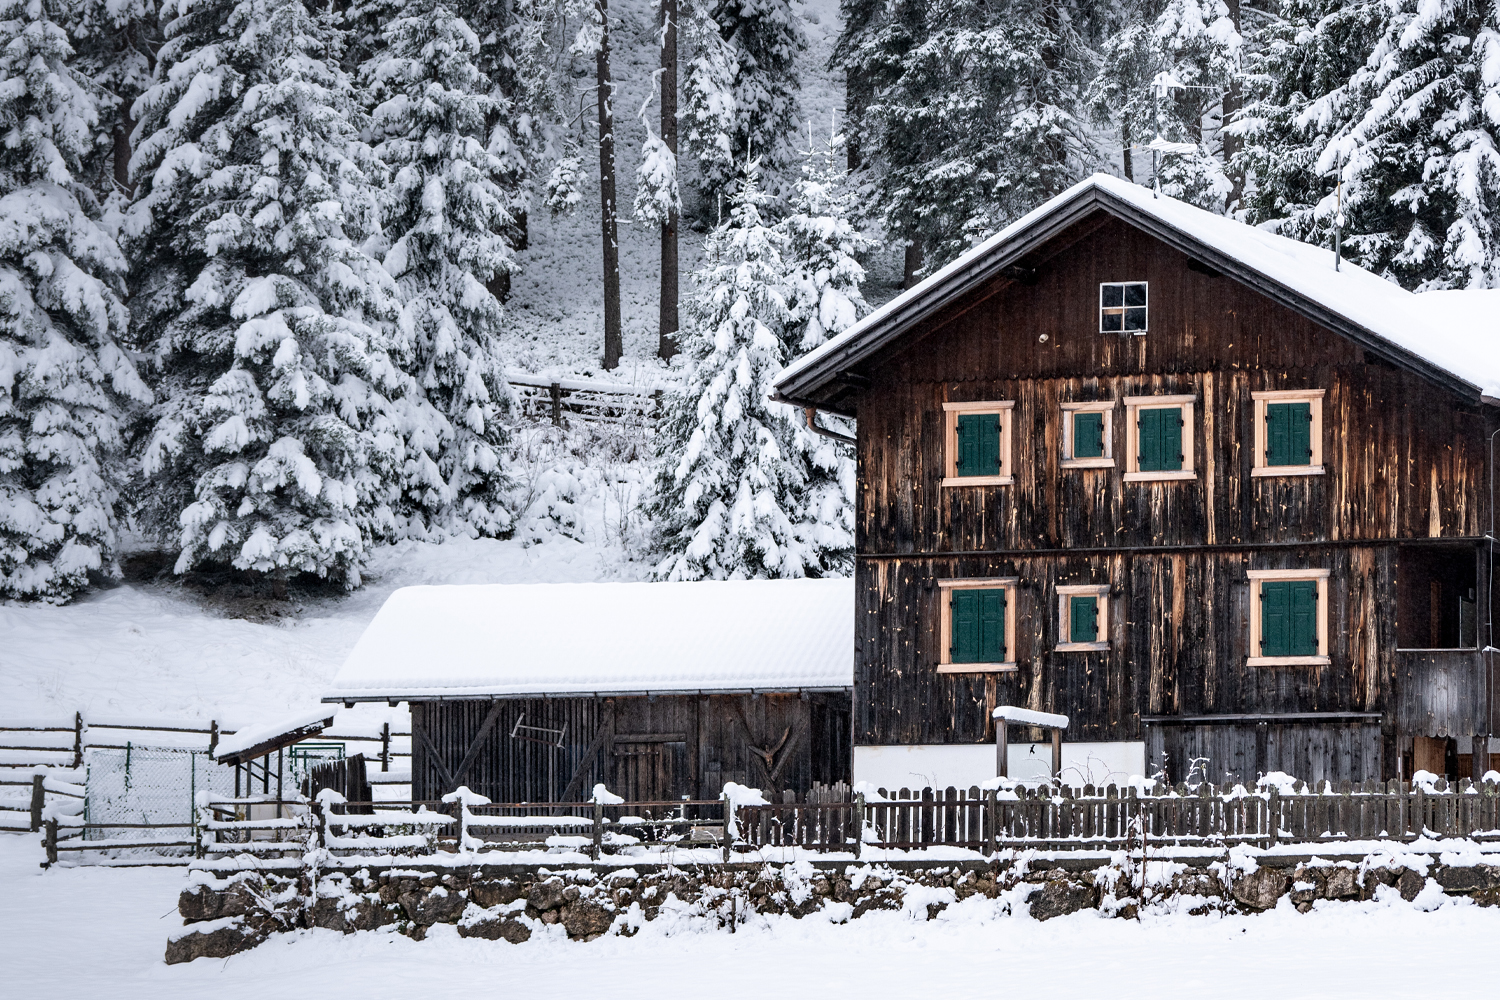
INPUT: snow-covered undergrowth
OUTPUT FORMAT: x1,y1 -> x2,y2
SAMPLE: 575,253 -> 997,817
2,835 -> 1495,1000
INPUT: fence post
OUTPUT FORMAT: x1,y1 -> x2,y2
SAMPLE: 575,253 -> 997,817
208,720 -> 218,756
591,798 -> 604,861
985,789 -> 997,856
72,711 -> 83,770
381,723 -> 391,772
44,817 -> 57,866
30,774 -> 44,833
853,792 -> 864,860
1267,785 -> 1280,848
721,793 -> 731,863
549,383 -> 563,426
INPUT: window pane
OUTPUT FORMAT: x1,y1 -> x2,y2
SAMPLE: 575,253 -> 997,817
979,589 -> 1006,661
957,413 -> 1001,476
1101,310 -> 1123,332
1124,306 -> 1147,331
1069,595 -> 1098,643
1266,402 -> 1311,466
1101,284 -> 1123,307
1289,581 -> 1317,656
1124,283 -> 1147,307
1261,581 -> 1290,657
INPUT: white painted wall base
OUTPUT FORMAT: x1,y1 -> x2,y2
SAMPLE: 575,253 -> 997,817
853,742 -> 1147,792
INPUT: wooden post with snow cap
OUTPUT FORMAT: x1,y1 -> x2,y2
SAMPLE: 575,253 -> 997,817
30,774 -> 44,832
991,706 -> 1069,782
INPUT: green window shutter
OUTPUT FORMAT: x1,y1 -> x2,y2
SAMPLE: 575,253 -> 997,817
978,589 -> 1007,661
1266,402 -> 1311,467
951,590 -> 980,662
1138,408 -> 1183,472
1289,580 -> 1318,656
956,414 -> 1001,477
1261,581 -> 1290,657
1070,595 -> 1099,643
1073,411 -> 1104,459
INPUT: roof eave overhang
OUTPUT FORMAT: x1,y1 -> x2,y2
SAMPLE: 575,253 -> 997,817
323,686 -> 852,705
215,717 -> 334,766
777,185 -> 1485,410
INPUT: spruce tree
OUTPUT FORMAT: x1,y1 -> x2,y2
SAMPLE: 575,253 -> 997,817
367,5 -> 518,535
779,131 -> 869,576
0,0 -> 150,600
127,0 -> 410,587
704,0 -> 804,190
64,0 -> 158,211
648,164 -> 808,580
854,0 -> 1098,270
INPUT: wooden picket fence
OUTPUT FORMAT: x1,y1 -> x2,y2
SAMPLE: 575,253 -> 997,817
733,777 -> 1500,855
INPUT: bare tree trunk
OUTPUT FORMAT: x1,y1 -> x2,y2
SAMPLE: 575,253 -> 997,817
903,241 -> 923,288
657,0 -> 680,361
1221,0 -> 1244,211
597,0 -> 623,370
1122,122 -> 1133,183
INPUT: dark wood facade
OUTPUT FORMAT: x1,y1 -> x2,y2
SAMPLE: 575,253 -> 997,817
410,693 -> 851,803
844,214 -> 1496,784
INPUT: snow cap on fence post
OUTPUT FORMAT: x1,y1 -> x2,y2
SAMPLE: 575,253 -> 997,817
588,783 -> 624,804
441,786 -> 492,853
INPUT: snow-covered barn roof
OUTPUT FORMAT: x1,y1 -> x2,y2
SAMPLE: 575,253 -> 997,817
324,579 -> 853,702
774,173 -> 1500,414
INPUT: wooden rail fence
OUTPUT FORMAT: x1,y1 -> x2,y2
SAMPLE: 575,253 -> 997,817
507,371 -> 660,428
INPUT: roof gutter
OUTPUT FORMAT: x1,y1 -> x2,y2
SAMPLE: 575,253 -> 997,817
769,396 -> 857,445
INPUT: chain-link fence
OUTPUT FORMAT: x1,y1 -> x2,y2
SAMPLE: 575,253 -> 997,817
85,745 -> 235,833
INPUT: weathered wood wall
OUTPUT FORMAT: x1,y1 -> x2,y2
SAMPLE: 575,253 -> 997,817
849,214 -> 1495,780
1145,722 -> 1383,786
411,693 -> 851,803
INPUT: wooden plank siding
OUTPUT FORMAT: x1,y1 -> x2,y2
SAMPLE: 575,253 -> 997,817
411,693 -> 851,803
850,215 -> 1496,780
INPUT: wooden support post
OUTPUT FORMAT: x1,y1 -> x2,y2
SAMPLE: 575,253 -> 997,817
853,792 -> 864,859
1267,785 -> 1279,847
208,720 -> 218,756
550,382 -> 562,426
44,817 -> 57,866
1474,735 -> 1490,782
721,793 -> 731,863
996,719 -> 1008,778
985,789 -> 997,856
1051,729 -> 1062,782
72,711 -> 82,770
591,799 -> 604,861
381,722 -> 391,773
30,774 -> 44,833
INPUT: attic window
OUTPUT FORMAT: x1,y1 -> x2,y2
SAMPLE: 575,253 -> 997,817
1101,282 -> 1148,334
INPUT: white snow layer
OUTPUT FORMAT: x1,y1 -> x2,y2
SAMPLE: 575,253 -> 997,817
778,173 -> 1500,399
212,708 -> 335,760
326,578 -> 854,700
991,706 -> 1069,728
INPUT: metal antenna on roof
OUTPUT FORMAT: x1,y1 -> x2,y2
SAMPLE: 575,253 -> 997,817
1333,154 -> 1345,272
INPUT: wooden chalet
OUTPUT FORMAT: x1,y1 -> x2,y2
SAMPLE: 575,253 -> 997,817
774,173 -> 1500,789
325,580 -> 852,802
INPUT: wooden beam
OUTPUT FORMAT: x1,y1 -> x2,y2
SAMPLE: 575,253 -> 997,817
450,700 -> 506,789
416,726 -> 457,790
559,706 -> 615,803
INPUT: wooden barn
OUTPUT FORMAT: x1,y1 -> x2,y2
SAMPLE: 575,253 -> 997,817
773,173 -> 1500,789
326,580 -> 852,803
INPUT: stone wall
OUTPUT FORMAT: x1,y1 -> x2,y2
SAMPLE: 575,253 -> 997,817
165,855 -> 1500,964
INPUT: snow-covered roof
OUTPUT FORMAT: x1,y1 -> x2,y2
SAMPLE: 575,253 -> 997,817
992,706 -> 1069,729
325,579 -> 854,702
214,708 -> 334,764
774,173 -> 1500,411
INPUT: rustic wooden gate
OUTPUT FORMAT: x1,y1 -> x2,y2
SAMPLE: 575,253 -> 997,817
610,735 -> 689,802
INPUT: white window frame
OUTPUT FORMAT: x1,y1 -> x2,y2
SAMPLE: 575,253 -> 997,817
1060,400 -> 1117,469
941,401 -> 1015,488
1100,281 -> 1149,335
1123,394 -> 1197,483
936,577 -> 1019,673
1246,568 -> 1331,667
1251,389 -> 1325,478
1056,584 -> 1111,652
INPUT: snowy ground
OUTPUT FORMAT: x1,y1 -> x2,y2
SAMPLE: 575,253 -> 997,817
2,836 -> 1495,999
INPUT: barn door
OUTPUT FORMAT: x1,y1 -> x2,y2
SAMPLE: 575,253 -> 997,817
610,736 -> 688,802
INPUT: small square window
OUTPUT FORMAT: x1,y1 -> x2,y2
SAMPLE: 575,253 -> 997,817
1060,400 -> 1116,469
1247,569 -> 1330,666
1251,389 -> 1325,478
1101,282 -> 1148,334
1123,395 -> 1196,482
937,578 -> 1018,673
1057,585 -> 1110,651
942,401 -> 1014,487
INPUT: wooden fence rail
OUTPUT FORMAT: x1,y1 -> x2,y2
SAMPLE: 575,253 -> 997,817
506,371 -> 660,428
733,777 -> 1500,854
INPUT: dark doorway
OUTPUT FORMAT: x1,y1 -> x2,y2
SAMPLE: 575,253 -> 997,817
1397,546 -> 1478,649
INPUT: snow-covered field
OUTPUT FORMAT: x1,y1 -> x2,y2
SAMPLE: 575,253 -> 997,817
1,836 -> 1495,999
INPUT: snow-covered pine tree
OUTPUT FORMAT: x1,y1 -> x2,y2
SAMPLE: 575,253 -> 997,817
1235,0 -> 1393,242
1087,0 -> 1241,210
367,5 -> 518,536
681,0 -> 738,190
778,128 -> 872,576
854,0 -> 1098,270
126,0 -> 410,587
0,0 -> 151,600
1308,0 -> 1500,288
63,0 -> 157,214
648,163 -> 810,580
700,0 -> 804,191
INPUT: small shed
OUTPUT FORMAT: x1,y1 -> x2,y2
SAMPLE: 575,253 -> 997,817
325,579 -> 853,803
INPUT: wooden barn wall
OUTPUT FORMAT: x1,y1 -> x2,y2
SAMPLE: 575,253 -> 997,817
854,548 -> 1393,748
1145,722 -> 1382,786
412,693 -> 850,803
1395,651 -> 1486,740
847,214 -> 1495,776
